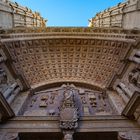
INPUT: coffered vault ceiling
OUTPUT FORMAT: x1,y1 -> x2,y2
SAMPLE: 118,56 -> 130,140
1,28 -> 135,90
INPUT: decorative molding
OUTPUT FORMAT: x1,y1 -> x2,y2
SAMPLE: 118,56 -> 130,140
0,116 -> 140,132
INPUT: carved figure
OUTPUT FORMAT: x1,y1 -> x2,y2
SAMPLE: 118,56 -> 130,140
81,96 -> 87,104
129,68 -> 140,88
64,89 -> 74,101
63,88 -> 75,108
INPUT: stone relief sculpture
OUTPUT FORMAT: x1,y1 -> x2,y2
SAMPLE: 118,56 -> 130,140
63,88 -> 75,108
59,85 -> 79,140
60,86 -> 79,130
23,84 -> 113,117
129,68 -> 140,88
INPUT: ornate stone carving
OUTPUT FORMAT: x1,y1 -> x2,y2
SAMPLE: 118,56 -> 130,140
60,107 -> 78,129
118,132 -> 132,140
23,84 -> 113,116
4,37 -> 130,90
60,85 -> 79,130
129,68 -> 140,88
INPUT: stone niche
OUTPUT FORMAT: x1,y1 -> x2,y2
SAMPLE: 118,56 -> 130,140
22,84 -> 115,117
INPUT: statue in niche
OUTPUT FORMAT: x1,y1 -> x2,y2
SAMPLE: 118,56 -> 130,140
128,67 -> 140,88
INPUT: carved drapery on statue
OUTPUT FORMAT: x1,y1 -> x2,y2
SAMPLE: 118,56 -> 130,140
60,85 -> 79,130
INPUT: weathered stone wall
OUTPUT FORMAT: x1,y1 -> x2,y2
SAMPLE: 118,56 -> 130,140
89,0 -> 140,29
0,0 -> 47,28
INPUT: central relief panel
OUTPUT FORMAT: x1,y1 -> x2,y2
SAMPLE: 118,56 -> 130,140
23,84 -> 115,116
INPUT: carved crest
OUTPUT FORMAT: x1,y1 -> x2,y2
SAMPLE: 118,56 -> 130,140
60,85 -> 79,130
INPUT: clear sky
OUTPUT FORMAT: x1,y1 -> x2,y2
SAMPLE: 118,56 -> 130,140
12,0 -> 124,27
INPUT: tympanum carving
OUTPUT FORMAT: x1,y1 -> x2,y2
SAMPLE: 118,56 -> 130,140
23,84 -> 113,116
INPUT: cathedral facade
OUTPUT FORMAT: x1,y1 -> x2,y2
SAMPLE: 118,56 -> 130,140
0,0 -> 140,140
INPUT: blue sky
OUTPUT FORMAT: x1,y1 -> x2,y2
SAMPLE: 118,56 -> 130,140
12,0 -> 124,26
